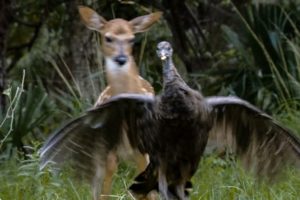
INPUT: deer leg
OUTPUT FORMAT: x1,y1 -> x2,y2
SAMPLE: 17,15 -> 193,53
134,151 -> 149,172
99,151 -> 118,200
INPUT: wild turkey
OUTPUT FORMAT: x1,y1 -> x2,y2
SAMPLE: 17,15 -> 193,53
40,41 -> 300,200
129,41 -> 300,199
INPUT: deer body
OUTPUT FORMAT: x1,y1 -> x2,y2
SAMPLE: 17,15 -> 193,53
78,6 -> 161,200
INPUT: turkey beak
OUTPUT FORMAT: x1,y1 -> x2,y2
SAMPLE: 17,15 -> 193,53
159,50 -> 167,60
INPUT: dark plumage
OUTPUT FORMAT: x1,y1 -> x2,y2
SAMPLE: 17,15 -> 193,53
40,41 -> 300,200
140,41 -> 212,200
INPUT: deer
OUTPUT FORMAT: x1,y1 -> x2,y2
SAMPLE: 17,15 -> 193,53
78,6 -> 162,200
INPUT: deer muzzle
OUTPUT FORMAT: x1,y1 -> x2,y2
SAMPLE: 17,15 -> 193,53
113,55 -> 128,66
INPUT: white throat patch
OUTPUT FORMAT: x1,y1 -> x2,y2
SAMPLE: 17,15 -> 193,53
105,57 -> 130,75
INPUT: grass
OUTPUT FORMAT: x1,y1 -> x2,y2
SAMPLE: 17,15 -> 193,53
0,148 -> 299,200
193,156 -> 300,200
0,151 -> 92,200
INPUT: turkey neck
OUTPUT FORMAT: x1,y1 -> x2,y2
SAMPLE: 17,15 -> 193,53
162,57 -> 186,87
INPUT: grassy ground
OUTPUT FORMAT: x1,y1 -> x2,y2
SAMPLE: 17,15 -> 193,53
0,151 -> 299,200
0,100 -> 299,200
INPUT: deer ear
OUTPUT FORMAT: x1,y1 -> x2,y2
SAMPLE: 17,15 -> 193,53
129,12 -> 162,33
78,6 -> 107,32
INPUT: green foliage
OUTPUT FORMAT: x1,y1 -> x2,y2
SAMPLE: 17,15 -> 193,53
0,148 -> 92,200
197,3 -> 300,113
0,72 -> 55,159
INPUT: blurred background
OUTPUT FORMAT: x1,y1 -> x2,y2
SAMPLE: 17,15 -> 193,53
0,0 -> 300,199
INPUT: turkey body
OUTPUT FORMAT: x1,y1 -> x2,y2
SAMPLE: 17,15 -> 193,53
130,41 -> 300,199
131,41 -> 213,199
154,83 -> 211,193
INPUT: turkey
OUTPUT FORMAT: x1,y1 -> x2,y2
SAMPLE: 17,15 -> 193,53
129,41 -> 300,199
129,41 -> 213,200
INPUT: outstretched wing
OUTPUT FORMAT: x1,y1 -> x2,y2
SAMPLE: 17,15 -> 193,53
206,96 -> 300,177
40,94 -> 156,182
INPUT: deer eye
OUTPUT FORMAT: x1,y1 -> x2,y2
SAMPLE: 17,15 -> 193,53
105,36 -> 113,43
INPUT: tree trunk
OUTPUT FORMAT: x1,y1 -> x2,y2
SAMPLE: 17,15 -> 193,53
64,1 -> 101,101
0,0 -> 11,112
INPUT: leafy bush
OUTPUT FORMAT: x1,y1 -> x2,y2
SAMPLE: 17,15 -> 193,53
196,3 -> 300,114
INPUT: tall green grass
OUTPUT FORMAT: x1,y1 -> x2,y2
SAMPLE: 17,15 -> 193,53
0,151 -> 299,199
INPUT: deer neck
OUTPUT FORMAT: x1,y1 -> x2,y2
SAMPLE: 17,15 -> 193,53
105,56 -> 142,96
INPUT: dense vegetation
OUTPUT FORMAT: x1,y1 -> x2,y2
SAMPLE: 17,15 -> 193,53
0,0 -> 299,199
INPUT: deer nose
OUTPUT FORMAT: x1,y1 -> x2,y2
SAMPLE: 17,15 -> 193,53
114,55 -> 128,66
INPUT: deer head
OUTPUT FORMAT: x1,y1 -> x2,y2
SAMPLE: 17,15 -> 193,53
78,6 -> 162,68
